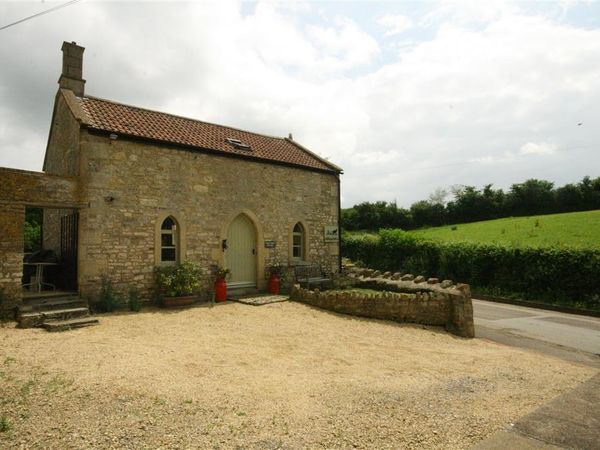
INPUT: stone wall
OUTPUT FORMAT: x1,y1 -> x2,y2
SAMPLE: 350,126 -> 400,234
0,168 -> 82,316
43,90 -> 81,178
42,89 -> 82,253
0,167 -> 81,208
0,202 -> 25,317
74,130 -> 340,299
290,265 -> 474,338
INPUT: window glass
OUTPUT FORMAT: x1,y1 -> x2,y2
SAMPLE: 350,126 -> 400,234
161,217 -> 174,230
161,248 -> 176,262
161,234 -> 173,247
292,222 -> 305,260
160,216 -> 178,263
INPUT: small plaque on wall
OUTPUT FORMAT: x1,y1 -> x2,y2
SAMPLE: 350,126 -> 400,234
324,225 -> 339,241
264,240 -> 276,249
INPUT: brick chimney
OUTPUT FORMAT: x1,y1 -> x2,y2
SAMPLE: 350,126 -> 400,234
58,41 -> 85,97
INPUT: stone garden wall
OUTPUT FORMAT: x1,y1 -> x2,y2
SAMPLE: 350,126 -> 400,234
290,265 -> 474,338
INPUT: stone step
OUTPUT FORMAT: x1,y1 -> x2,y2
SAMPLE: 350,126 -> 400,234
22,291 -> 78,301
42,317 -> 99,332
227,287 -> 260,299
19,307 -> 90,329
20,297 -> 87,313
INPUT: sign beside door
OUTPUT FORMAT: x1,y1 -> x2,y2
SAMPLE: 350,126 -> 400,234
324,225 -> 339,241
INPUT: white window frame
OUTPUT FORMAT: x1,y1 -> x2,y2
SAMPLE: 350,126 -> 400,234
292,222 -> 305,260
160,216 -> 178,265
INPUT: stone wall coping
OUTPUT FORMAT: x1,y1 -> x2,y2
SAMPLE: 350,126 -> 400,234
0,166 -> 79,181
346,266 -> 471,297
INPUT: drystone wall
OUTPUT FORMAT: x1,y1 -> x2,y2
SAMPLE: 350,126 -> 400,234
290,265 -> 474,338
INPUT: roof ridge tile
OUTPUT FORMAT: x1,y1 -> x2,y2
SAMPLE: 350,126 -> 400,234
77,95 -> 341,173
82,95 -> 287,141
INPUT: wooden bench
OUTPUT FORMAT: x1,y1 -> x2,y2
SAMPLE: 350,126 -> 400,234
294,264 -> 332,290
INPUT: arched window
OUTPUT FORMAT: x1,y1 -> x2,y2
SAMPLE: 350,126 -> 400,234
160,216 -> 178,264
292,222 -> 305,260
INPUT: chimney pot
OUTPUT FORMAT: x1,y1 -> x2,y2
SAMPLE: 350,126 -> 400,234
58,41 -> 86,97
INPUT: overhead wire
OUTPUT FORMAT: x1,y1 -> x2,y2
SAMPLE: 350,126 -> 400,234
0,0 -> 83,32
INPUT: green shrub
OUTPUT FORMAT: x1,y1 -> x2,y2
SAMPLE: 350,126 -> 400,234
128,286 -> 141,312
342,229 -> 600,310
24,221 -> 41,252
154,261 -> 202,298
91,275 -> 120,313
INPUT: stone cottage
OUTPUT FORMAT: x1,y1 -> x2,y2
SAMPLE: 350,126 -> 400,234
0,41 -> 342,314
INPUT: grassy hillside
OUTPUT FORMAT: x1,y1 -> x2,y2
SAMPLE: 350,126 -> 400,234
409,210 -> 600,249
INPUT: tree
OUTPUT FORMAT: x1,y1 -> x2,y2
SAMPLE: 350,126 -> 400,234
24,208 -> 43,252
428,187 -> 448,206
506,179 -> 555,216
555,183 -> 583,212
340,174 -> 599,232
410,201 -> 446,228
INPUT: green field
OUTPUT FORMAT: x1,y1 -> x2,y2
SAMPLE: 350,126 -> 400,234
409,210 -> 600,249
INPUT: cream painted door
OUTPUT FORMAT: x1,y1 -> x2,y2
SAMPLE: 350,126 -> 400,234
225,214 -> 257,287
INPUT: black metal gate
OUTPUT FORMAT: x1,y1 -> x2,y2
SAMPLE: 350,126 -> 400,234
60,211 -> 78,291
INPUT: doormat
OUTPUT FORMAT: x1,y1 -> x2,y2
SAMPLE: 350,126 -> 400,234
230,294 -> 289,306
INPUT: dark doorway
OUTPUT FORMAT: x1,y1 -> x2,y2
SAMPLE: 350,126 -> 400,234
60,211 -> 79,291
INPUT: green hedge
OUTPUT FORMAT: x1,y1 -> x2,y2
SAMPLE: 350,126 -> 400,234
342,229 -> 600,310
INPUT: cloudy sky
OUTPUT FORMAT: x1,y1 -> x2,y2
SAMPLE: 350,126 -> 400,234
1,0 -> 599,207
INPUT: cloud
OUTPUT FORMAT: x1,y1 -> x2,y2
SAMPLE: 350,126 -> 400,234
520,142 -> 557,155
377,14 -> 413,36
306,18 -> 380,71
0,0 -> 599,208
421,0 -> 520,27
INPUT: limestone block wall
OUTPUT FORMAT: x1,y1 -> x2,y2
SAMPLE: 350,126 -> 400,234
42,90 -> 82,253
0,168 -> 81,208
0,168 -> 82,316
43,90 -> 81,178
0,202 -> 25,317
291,265 -> 474,338
75,131 -> 340,299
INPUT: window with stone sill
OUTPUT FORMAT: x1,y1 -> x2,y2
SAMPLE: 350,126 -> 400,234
160,216 -> 179,264
292,222 -> 305,260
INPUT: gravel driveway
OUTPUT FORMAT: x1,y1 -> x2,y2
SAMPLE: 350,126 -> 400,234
0,301 -> 595,449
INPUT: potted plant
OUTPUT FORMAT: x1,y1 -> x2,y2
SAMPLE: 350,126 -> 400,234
154,261 -> 202,308
213,267 -> 230,302
267,264 -> 285,295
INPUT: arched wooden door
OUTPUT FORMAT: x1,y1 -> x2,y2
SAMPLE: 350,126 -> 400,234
225,214 -> 257,288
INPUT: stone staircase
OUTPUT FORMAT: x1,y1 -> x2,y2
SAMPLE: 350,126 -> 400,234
18,293 -> 98,332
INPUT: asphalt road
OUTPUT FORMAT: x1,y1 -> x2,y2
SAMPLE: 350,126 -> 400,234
473,299 -> 600,368
472,300 -> 600,449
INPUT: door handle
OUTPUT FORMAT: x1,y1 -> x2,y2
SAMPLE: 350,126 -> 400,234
252,249 -> 256,255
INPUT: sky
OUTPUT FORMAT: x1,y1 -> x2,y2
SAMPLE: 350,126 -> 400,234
0,0 -> 599,208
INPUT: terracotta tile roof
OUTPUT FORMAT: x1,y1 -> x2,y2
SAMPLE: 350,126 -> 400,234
77,96 -> 340,173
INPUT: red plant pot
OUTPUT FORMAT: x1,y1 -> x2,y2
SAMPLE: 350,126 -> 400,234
268,273 -> 280,295
214,278 -> 227,302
